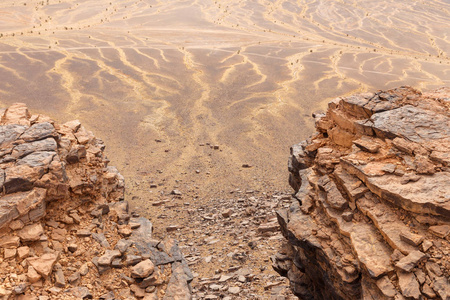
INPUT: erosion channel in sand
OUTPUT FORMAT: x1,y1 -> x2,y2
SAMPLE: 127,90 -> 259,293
0,0 -> 449,298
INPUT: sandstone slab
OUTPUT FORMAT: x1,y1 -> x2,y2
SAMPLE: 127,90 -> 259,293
131,259 -> 155,279
98,250 -> 121,266
12,138 -> 57,159
20,122 -> 56,142
1,188 -> 46,221
27,252 -> 59,277
318,175 -> 348,210
27,266 -> 41,283
163,262 -> 192,300
395,251 -> 427,272
0,235 -> 20,248
428,225 -> 450,238
399,231 -> 424,247
0,124 -> 27,147
350,223 -> 393,278
344,160 -> 450,218
375,275 -> 397,298
397,271 -> 421,299
369,105 -> 450,143
357,194 -> 417,255
17,223 -> 44,242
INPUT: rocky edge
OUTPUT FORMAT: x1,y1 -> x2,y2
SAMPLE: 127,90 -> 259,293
0,103 -> 192,299
273,86 -> 450,299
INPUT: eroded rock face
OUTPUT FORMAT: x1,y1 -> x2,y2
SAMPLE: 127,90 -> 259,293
0,104 -> 192,299
274,87 -> 450,300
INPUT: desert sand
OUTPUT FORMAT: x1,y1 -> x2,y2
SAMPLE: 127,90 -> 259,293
0,0 -> 449,297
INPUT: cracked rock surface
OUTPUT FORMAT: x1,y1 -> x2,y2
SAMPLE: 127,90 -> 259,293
274,86 -> 450,300
0,104 -> 192,299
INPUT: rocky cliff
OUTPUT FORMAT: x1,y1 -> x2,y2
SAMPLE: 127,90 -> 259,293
273,86 -> 450,299
0,104 -> 192,299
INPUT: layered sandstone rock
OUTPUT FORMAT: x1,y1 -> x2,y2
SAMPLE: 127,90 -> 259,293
273,87 -> 450,299
0,104 -> 192,299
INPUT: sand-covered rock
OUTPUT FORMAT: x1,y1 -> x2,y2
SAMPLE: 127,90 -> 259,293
0,104 -> 192,299
274,86 -> 450,299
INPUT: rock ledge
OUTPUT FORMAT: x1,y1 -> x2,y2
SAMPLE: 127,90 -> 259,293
274,86 -> 450,300
0,104 -> 192,300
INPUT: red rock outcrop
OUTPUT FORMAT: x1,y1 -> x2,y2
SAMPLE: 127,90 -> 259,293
0,104 -> 192,299
273,87 -> 450,299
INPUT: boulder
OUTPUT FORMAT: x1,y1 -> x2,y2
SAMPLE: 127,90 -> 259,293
395,251 -> 427,272
27,252 -> 59,277
131,259 -> 155,278
17,223 -> 44,242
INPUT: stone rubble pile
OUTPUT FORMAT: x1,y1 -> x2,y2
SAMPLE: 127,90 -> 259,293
273,86 -> 450,299
0,104 -> 192,299
180,191 -> 296,300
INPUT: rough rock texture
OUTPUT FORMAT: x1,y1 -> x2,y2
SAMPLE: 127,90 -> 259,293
274,87 -> 450,300
0,104 -> 192,299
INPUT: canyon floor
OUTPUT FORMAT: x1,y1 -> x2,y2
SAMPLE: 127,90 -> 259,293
0,0 -> 449,298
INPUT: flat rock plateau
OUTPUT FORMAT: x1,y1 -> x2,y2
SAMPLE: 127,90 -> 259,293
0,0 -> 449,299
276,86 -> 450,299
